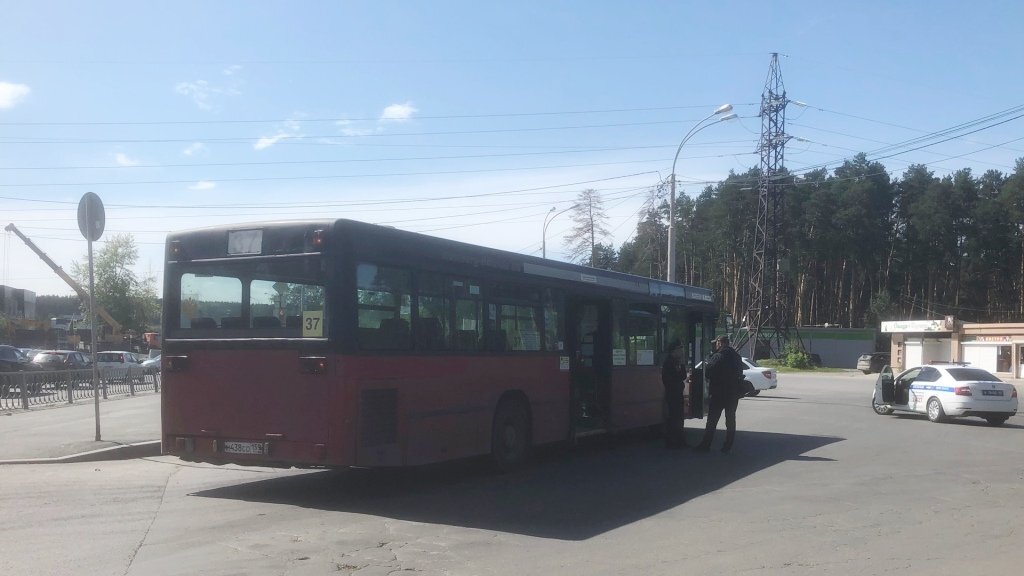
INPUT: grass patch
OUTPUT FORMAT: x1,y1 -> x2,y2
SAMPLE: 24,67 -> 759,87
757,359 -> 846,373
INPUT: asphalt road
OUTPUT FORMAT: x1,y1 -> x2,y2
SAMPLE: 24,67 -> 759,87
2,371 -> 1023,575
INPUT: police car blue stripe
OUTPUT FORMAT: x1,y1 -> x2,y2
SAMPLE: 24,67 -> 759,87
909,385 -> 955,392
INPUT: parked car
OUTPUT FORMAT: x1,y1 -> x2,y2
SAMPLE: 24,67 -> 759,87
740,357 -> 778,396
872,363 -> 1018,426
695,356 -> 778,397
31,350 -> 91,371
140,354 -> 161,375
1,345 -> 34,371
858,352 -> 890,374
95,351 -> 145,382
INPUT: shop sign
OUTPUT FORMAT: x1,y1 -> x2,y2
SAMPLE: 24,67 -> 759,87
881,320 -> 950,333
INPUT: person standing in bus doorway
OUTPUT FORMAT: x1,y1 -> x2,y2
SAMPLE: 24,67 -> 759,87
662,340 -> 688,449
694,335 -> 745,454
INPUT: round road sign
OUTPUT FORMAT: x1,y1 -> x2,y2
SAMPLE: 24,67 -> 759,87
77,192 -> 105,241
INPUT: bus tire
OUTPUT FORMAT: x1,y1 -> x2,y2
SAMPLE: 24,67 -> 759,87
491,397 -> 531,472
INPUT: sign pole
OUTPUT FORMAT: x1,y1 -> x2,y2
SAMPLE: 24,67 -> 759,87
88,230 -> 100,441
78,192 -> 105,442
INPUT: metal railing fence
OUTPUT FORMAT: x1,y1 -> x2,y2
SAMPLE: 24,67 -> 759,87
0,368 -> 160,411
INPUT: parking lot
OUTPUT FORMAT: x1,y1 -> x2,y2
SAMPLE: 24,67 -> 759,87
1,371 -> 1022,575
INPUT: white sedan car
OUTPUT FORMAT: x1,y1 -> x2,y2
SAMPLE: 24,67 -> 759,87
695,357 -> 778,397
95,350 -> 145,383
741,357 -> 777,396
872,364 -> 1018,426
141,354 -> 161,374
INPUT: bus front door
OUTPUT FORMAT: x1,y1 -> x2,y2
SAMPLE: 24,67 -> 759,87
567,300 -> 611,436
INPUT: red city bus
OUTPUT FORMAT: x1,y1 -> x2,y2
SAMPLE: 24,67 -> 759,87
161,219 -> 717,469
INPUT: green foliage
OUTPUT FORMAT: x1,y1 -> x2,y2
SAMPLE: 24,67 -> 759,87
71,234 -> 160,333
865,292 -> 897,327
615,155 -> 1024,326
778,343 -> 814,369
34,295 -> 81,319
591,243 -> 618,271
0,313 -> 14,342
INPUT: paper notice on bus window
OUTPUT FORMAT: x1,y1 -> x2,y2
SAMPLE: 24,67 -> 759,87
302,311 -> 324,337
612,349 -> 627,366
637,349 -> 655,365
559,356 -> 571,371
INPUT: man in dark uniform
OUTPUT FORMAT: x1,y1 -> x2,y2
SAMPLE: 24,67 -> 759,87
694,335 -> 745,454
661,340 -> 688,448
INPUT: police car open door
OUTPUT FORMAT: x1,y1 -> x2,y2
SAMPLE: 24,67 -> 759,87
874,365 -> 895,405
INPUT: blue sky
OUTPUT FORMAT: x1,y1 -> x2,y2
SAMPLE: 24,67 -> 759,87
2,1 -> 1023,298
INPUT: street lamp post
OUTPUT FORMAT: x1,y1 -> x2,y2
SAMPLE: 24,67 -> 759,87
667,104 -> 736,283
542,204 -> 578,259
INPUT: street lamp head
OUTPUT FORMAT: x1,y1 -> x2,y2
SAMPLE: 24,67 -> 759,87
714,103 -> 733,115
718,113 -> 738,122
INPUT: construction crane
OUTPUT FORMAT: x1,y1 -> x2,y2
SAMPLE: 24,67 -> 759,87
4,223 -> 123,341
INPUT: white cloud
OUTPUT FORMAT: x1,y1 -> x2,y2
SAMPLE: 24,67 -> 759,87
183,142 -> 207,156
175,79 -> 241,111
254,133 -> 291,150
223,65 -> 243,76
254,119 -> 303,151
114,152 -> 139,166
0,82 -> 31,109
335,118 -> 380,137
175,80 -> 213,110
188,180 -> 216,191
380,102 -> 417,122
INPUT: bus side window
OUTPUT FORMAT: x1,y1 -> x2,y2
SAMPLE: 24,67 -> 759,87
379,318 -> 411,349
482,329 -> 507,353
415,317 -> 444,350
252,316 -> 281,329
454,330 -> 478,351
190,317 -> 217,329
221,316 -> 244,329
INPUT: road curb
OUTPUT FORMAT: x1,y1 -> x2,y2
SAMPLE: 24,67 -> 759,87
0,440 -> 161,465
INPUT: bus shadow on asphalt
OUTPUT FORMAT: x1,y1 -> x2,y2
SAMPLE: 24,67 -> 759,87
192,430 -> 841,541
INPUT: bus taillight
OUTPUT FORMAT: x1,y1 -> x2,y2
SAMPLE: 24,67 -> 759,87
166,355 -> 190,372
309,229 -> 327,250
168,240 -> 188,261
300,356 -> 327,374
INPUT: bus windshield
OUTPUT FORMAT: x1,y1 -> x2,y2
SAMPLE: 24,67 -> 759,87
169,254 -> 327,338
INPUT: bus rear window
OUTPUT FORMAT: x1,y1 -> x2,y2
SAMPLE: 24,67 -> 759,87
172,256 -> 326,338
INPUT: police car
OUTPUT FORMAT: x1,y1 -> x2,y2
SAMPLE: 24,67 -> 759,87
872,363 -> 1018,426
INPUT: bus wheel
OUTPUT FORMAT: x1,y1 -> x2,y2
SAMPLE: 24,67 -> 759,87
491,398 -> 531,472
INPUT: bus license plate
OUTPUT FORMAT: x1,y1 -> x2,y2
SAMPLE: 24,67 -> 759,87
982,390 -> 1003,396
223,441 -> 266,455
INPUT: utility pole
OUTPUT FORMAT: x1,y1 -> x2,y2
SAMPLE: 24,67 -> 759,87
742,53 -> 795,359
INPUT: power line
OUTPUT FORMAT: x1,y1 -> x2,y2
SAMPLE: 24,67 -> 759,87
0,103 -> 761,127
0,150 -> 757,189
0,117 -> 764,145
0,141 -> 754,171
